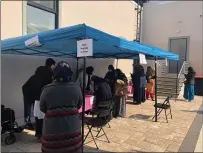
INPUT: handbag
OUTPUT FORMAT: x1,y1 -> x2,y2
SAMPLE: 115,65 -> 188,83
115,80 -> 128,96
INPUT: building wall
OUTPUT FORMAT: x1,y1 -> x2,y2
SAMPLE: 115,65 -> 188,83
1,1 -> 23,39
142,1 -> 203,76
1,1 -> 135,125
60,1 -> 135,76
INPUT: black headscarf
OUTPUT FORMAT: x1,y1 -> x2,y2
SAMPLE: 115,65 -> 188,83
146,66 -> 155,77
108,65 -> 114,71
139,65 -> 145,76
115,68 -> 128,83
91,75 -> 112,103
54,61 -> 73,82
86,66 -> 94,75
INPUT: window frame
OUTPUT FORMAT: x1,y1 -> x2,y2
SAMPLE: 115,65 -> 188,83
27,0 -> 59,30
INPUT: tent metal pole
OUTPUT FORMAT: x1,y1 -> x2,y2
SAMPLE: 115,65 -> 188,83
175,61 -> 179,102
155,57 -> 158,122
82,56 -> 86,153
76,57 -> 79,80
116,58 -> 119,68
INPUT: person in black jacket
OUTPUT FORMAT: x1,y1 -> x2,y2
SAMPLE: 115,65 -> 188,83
22,58 -> 55,137
183,67 -> 196,102
91,75 -> 112,108
104,65 -> 116,95
131,65 -> 146,105
113,69 -> 128,118
22,69 -> 43,127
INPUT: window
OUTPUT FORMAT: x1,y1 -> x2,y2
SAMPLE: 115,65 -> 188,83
27,0 -> 58,34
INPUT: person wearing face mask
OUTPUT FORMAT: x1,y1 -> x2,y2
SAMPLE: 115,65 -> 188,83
33,58 -> 56,139
22,58 -> 55,132
104,65 -> 116,95
76,66 -> 94,94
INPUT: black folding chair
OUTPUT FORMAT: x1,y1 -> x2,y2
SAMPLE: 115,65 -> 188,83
88,100 -> 113,128
152,95 -> 172,123
84,108 -> 112,149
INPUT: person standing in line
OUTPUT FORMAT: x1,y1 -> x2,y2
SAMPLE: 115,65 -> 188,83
104,65 -> 116,95
22,58 -> 55,130
76,66 -> 94,94
40,61 -> 83,153
184,67 -> 196,102
132,65 -> 146,105
146,66 -> 155,101
22,71 -> 40,129
33,58 -> 56,139
113,69 -> 128,118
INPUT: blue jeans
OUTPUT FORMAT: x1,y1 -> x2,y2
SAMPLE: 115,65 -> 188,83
183,84 -> 195,101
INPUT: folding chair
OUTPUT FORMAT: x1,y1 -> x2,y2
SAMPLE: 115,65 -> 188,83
84,108 -> 112,149
152,95 -> 172,123
88,100 -> 113,128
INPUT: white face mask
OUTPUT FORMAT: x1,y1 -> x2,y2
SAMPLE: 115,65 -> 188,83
51,65 -> 55,71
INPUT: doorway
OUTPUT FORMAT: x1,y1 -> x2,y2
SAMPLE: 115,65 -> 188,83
168,37 -> 189,73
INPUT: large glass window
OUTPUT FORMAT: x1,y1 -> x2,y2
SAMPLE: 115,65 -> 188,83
27,0 -> 58,34
31,1 -> 55,9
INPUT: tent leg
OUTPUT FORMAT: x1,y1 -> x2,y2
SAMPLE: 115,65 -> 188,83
76,58 -> 79,80
82,56 -> 86,153
116,58 -> 119,69
175,61 -> 179,102
155,57 -> 158,122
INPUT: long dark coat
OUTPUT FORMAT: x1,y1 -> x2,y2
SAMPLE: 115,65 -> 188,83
40,81 -> 83,153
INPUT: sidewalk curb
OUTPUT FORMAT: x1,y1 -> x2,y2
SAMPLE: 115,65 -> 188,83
178,101 -> 203,152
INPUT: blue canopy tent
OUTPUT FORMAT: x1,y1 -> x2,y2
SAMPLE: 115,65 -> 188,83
1,23 -> 179,151
1,24 -> 178,60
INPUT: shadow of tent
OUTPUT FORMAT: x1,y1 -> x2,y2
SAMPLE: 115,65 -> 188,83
84,145 -> 111,152
84,145 -> 141,152
128,114 -> 152,120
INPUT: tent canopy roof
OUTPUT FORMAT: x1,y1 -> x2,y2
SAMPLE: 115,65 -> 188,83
1,24 -> 179,61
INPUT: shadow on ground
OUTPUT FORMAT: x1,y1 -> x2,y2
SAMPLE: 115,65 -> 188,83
182,110 -> 203,114
128,114 -> 152,120
84,145 -> 112,152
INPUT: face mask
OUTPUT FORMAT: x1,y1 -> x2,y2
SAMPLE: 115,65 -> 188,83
51,65 -> 55,71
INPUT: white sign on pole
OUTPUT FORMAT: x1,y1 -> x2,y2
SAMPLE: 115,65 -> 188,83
77,39 -> 93,57
139,54 -> 147,64
25,35 -> 41,47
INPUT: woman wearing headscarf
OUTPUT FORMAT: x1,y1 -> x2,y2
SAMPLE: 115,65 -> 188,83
184,67 -> 196,102
146,66 -> 155,101
113,69 -> 128,118
91,75 -> 112,108
132,65 -> 146,105
40,61 -> 83,153
104,65 -> 116,94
